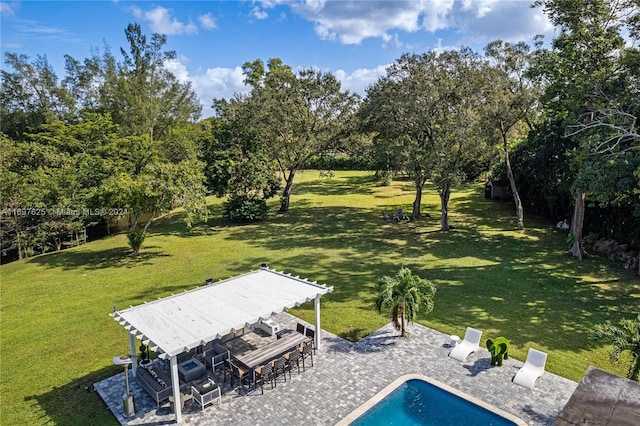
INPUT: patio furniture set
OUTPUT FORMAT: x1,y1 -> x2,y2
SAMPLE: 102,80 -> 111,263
383,208 -> 414,222
448,326 -> 548,389
135,321 -> 316,412
223,324 -> 315,395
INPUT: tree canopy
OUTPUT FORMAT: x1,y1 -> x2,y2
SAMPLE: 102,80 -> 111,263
2,7 -> 640,271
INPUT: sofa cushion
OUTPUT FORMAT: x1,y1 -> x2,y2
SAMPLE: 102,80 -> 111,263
138,365 -> 171,392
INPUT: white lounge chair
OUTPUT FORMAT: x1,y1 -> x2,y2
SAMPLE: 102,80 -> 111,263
513,348 -> 547,389
448,327 -> 482,362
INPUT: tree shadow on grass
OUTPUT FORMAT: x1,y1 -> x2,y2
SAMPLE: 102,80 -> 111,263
220,200 -> 640,353
26,246 -> 171,271
25,365 -> 120,426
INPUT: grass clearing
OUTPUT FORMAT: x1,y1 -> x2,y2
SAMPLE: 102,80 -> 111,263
2,170 -> 639,424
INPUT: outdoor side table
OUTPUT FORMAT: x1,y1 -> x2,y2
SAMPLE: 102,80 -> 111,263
449,335 -> 460,347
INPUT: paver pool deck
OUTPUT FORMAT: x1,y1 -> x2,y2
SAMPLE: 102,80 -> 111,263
95,312 -> 578,425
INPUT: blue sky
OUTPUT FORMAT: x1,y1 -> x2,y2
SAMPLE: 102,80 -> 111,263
1,1 -> 555,117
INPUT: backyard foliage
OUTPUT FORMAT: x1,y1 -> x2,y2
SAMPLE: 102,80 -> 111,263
527,0 -> 640,260
359,49 -> 494,224
0,24 -> 206,259
1,171 -> 639,425
3,4 -> 640,262
594,314 -> 640,381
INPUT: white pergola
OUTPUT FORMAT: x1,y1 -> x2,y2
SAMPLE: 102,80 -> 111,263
111,265 -> 332,423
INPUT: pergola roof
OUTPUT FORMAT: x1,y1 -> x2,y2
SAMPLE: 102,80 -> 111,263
111,267 -> 333,359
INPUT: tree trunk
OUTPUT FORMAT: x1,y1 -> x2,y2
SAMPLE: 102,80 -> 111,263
569,192 -> 585,260
412,178 -> 423,219
400,302 -> 407,337
16,231 -> 23,260
439,183 -> 451,231
391,305 -> 401,330
503,131 -> 524,229
279,170 -> 296,213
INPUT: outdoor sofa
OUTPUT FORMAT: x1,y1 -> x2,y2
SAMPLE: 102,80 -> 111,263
136,364 -> 173,407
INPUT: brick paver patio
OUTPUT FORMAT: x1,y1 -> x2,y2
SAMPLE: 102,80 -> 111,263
94,312 -> 578,425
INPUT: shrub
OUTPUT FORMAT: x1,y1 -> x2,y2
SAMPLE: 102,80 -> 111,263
127,227 -> 146,255
223,193 -> 268,222
305,154 -> 374,170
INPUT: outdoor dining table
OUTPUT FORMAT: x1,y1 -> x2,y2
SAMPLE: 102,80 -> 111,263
235,329 -> 308,370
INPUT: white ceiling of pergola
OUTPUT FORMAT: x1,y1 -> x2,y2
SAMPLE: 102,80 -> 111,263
111,267 -> 333,358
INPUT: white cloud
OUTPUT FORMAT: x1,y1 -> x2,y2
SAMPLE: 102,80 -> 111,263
165,58 -> 249,118
421,0 -> 456,32
334,64 -> 389,95
292,0 -> 427,44
251,6 -> 269,20
461,0 -> 499,18
131,6 -> 198,35
452,1 -> 554,43
431,38 -> 459,54
382,33 -> 403,50
164,58 -> 190,81
198,13 -> 217,30
0,1 -> 19,16
166,54 -> 389,118
257,0 -> 552,46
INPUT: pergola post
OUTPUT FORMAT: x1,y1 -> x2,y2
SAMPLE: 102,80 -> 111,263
170,356 -> 182,423
314,294 -> 321,350
128,333 -> 138,377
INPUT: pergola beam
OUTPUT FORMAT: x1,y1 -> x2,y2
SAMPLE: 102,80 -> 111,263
170,356 -> 181,422
314,293 -> 321,350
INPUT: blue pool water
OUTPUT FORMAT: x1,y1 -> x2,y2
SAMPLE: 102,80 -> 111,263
351,379 -> 517,426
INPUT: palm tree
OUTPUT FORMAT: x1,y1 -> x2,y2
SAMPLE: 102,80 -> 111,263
375,266 -> 436,337
594,314 -> 640,381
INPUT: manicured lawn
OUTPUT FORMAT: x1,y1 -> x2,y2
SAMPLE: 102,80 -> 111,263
1,170 -> 638,425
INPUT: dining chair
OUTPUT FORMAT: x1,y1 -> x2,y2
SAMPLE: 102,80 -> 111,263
272,356 -> 288,383
285,349 -> 301,375
254,363 -> 274,394
299,341 -> 314,369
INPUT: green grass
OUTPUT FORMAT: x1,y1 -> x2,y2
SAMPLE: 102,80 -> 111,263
2,170 -> 639,425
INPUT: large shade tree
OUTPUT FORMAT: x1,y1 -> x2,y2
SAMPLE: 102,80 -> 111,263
99,23 -> 205,252
428,49 -> 491,231
240,58 -> 359,213
361,49 -> 491,228
375,266 -> 436,338
359,52 -> 442,219
207,101 -> 281,222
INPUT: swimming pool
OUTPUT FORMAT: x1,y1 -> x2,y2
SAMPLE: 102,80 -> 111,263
338,374 -> 526,426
